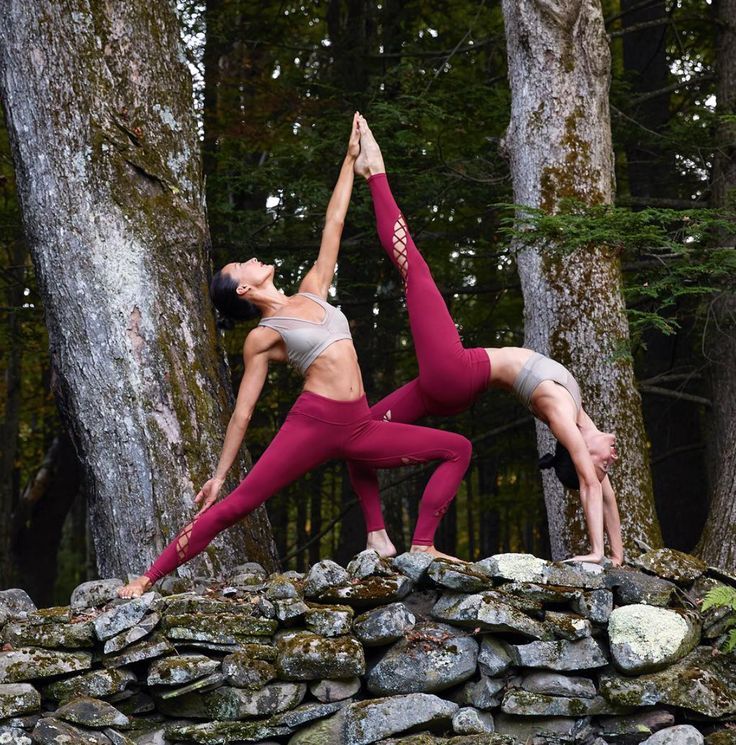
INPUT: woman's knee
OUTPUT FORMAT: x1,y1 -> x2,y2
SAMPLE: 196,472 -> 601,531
452,435 -> 473,466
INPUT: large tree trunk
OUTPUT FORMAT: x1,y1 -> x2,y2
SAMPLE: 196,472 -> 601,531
0,0 -> 278,580
501,0 -> 662,559
696,0 -> 736,570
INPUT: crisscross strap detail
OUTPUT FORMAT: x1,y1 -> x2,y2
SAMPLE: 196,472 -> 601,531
174,515 -> 201,562
393,215 -> 409,281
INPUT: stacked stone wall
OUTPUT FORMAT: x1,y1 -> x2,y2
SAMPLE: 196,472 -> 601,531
1,548 -> 735,745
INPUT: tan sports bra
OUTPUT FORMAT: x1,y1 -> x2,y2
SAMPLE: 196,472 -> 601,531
258,292 -> 353,375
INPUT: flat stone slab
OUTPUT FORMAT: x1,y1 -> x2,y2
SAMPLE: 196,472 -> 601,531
93,593 -> 157,641
2,620 -> 95,649
309,677 -> 361,702
271,700 -> 347,728
161,612 -> 276,643
508,637 -> 609,670
541,562 -> 605,589
70,580 -> 124,612
304,605 -> 353,637
43,667 -> 136,703
0,649 -> 92,682
501,689 -> 627,716
343,693 -> 459,745
353,602 -> 416,646
598,709 -> 676,739
222,651 -> 275,690
608,605 -> 701,674
544,611 -> 592,640
473,553 -> 549,583
276,631 -> 365,680
392,552 -> 435,583
156,682 -> 306,720
367,622 -> 478,695
494,713 -> 586,743
164,720 -> 290,744
103,635 -> 174,668
432,591 -> 548,639
54,696 -> 130,728
520,671 -> 597,699
452,706 -> 495,734
103,612 -> 160,654
456,675 -> 505,710
631,548 -> 707,585
32,717 -> 112,745
317,575 -> 412,608
604,567 -> 677,606
427,560 -> 492,592
274,598 -> 309,622
477,636 -> 513,677
571,589 -> 613,624
600,646 -> 736,718
147,653 -> 220,686
155,671 -> 225,700
0,684 -> 41,718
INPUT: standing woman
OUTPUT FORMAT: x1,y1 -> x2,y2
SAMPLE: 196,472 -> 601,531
350,116 -> 623,566
119,115 -> 471,597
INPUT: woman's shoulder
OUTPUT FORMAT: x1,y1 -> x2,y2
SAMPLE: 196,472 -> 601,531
243,325 -> 282,356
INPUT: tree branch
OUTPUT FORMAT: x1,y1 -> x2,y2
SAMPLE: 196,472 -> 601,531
638,384 -> 711,407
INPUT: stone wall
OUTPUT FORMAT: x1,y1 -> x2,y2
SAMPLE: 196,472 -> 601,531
1,548 -> 735,745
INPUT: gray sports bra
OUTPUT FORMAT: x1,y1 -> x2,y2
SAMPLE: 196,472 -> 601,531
258,292 -> 353,375
512,352 -> 582,414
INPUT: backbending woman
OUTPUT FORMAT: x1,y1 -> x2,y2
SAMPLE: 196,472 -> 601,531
118,114 -> 471,598
349,116 -> 623,567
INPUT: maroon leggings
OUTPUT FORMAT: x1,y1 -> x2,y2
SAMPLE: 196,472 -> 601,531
144,392 -> 471,582
348,173 -> 491,533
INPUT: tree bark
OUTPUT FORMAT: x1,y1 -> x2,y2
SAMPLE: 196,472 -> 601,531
501,0 -> 662,559
0,0 -> 278,580
696,0 -> 736,570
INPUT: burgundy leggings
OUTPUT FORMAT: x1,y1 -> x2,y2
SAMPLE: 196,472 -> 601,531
348,173 -> 491,533
144,392 -> 471,582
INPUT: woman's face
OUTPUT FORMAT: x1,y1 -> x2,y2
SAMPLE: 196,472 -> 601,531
587,431 -> 618,481
224,258 -> 274,295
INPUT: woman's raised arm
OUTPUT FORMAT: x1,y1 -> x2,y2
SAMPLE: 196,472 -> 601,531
299,112 -> 361,299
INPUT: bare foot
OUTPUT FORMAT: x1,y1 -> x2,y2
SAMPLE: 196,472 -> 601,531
117,576 -> 152,599
366,529 -> 397,558
410,544 -> 464,563
354,115 -> 386,179
561,553 -> 604,565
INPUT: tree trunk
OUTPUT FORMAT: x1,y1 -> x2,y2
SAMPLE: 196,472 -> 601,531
501,0 -> 662,559
0,0 -> 278,580
696,0 -> 736,570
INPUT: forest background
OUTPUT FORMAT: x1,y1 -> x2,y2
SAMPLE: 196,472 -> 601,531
1,0 -> 734,607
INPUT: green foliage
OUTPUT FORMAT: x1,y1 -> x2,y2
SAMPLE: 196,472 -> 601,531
701,585 -> 736,653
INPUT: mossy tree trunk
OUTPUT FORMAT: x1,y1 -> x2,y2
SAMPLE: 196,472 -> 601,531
696,0 -> 736,571
0,0 -> 278,580
501,0 -> 662,559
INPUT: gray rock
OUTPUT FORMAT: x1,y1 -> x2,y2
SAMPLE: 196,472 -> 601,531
631,549 -> 707,585
0,726 -> 32,744
542,562 -> 605,589
599,646 -> 736,718
265,575 -> 301,600
70,580 -> 124,611
457,676 -> 505,710
0,684 -> 40,718
54,697 -> 130,728
545,611 -> 592,640
103,634 -> 174,668
165,720 -> 290,744
473,553 -> 549,583
286,710 -> 347,745
43,667 -> 136,703
154,671 -> 225,700
478,636 -> 513,677
154,594 -> 236,616
2,620 -> 95,649
392,552 -> 435,583
452,706 -> 495,734
608,605 -> 701,674
353,602 -> 415,646
147,653 -> 220,686
271,700 -> 347,728
93,592 -> 156,641
508,637 -> 609,670
318,575 -> 412,608
604,567 -> 677,606
427,560 -> 492,592
156,682 -> 306,719
347,550 -> 394,579
309,677 -> 361,702
276,631 -> 365,680
598,709 -> 676,740
571,589 -> 613,624
521,671 -> 597,698
0,590 -> 36,621
274,598 -> 309,623
501,689 -> 624,716
161,612 -> 276,643
0,649 -> 92,682
494,713 -> 589,743
642,726 -> 705,745
305,605 -> 353,637
31,718 -> 112,745
366,622 -> 478,695
343,693 -> 458,745
222,651 -> 275,689
303,560 -> 350,597
432,591 -> 548,638
102,730 -> 137,745
498,581 -> 582,605
103,612 -> 160,654
228,562 -> 268,583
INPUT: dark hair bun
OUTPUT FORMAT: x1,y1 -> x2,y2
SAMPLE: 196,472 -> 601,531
216,314 -> 236,331
538,453 -> 556,470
